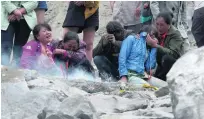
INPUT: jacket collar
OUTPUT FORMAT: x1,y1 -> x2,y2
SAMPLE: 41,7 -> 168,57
167,25 -> 177,36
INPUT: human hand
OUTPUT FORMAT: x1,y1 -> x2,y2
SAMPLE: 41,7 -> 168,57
13,9 -> 22,21
135,7 -> 141,18
53,49 -> 66,55
46,49 -> 53,58
18,8 -> 26,14
146,34 -> 158,48
8,14 -> 16,22
101,34 -> 111,46
107,34 -> 116,44
74,1 -> 84,6
13,9 -> 22,17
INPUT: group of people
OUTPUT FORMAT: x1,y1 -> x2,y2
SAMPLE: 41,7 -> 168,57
1,1 -> 204,85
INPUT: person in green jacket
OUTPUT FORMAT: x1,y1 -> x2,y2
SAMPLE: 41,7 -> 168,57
1,1 -> 38,66
146,12 -> 184,81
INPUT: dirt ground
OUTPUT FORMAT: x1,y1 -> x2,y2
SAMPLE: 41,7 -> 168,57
45,1 -> 195,48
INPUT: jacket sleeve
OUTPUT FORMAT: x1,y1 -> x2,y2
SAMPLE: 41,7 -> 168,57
119,36 -> 134,77
21,1 -> 38,13
181,2 -> 188,29
50,39 -> 60,49
1,1 -> 18,14
157,32 -> 183,59
63,41 -> 86,61
93,35 -> 107,57
20,44 -> 37,69
150,1 -> 160,19
145,48 -> 157,72
113,41 -> 122,48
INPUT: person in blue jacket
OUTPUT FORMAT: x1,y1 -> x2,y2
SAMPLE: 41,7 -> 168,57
118,25 -> 158,84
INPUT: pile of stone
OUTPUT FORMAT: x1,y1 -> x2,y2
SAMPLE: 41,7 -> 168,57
1,67 -> 172,119
2,47 -> 204,119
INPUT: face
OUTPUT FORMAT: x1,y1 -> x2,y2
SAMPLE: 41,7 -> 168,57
63,40 -> 78,51
36,27 -> 52,44
156,17 -> 169,35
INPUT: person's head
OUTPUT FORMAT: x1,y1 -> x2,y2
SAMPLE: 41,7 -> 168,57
63,31 -> 79,51
139,25 -> 158,38
33,23 -> 52,44
106,21 -> 125,41
156,12 -> 173,35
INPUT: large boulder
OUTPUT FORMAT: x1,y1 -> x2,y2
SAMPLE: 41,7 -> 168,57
167,47 -> 204,119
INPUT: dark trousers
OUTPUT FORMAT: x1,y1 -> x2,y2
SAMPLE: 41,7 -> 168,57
154,54 -> 176,81
1,19 -> 31,66
71,58 -> 94,75
192,7 -> 204,47
93,56 -> 119,81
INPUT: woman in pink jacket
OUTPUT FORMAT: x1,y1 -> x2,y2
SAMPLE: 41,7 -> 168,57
20,23 -> 60,75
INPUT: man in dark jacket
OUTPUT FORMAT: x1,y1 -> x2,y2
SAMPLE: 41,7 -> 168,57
93,21 -> 133,81
146,12 -> 184,81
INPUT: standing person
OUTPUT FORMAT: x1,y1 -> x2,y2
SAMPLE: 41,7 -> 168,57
150,1 -> 190,54
111,1 -> 142,33
35,1 -> 48,24
141,1 -> 153,25
1,1 -> 38,66
191,1 -> 204,47
62,1 -> 99,62
93,21 -> 134,81
147,12 -> 184,81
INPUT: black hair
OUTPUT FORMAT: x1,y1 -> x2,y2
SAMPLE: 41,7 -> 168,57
139,25 -> 158,37
106,21 -> 124,34
33,23 -> 52,41
156,12 -> 173,25
63,31 -> 79,46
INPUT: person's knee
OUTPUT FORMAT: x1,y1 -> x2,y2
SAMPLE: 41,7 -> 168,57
93,56 -> 103,65
162,55 -> 176,68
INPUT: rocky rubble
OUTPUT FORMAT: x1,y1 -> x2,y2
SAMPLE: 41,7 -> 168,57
1,66 -> 173,119
167,46 -> 204,119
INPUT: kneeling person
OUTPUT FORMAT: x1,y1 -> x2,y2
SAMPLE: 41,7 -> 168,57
119,25 -> 157,85
53,31 -> 94,75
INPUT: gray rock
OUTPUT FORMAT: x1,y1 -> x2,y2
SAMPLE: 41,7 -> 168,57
167,47 -> 204,119
27,77 -> 88,97
1,66 -> 25,83
88,94 -> 148,114
23,69 -> 38,81
38,95 -> 99,119
2,87 -> 62,119
155,86 -> 170,97
101,108 -> 174,119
